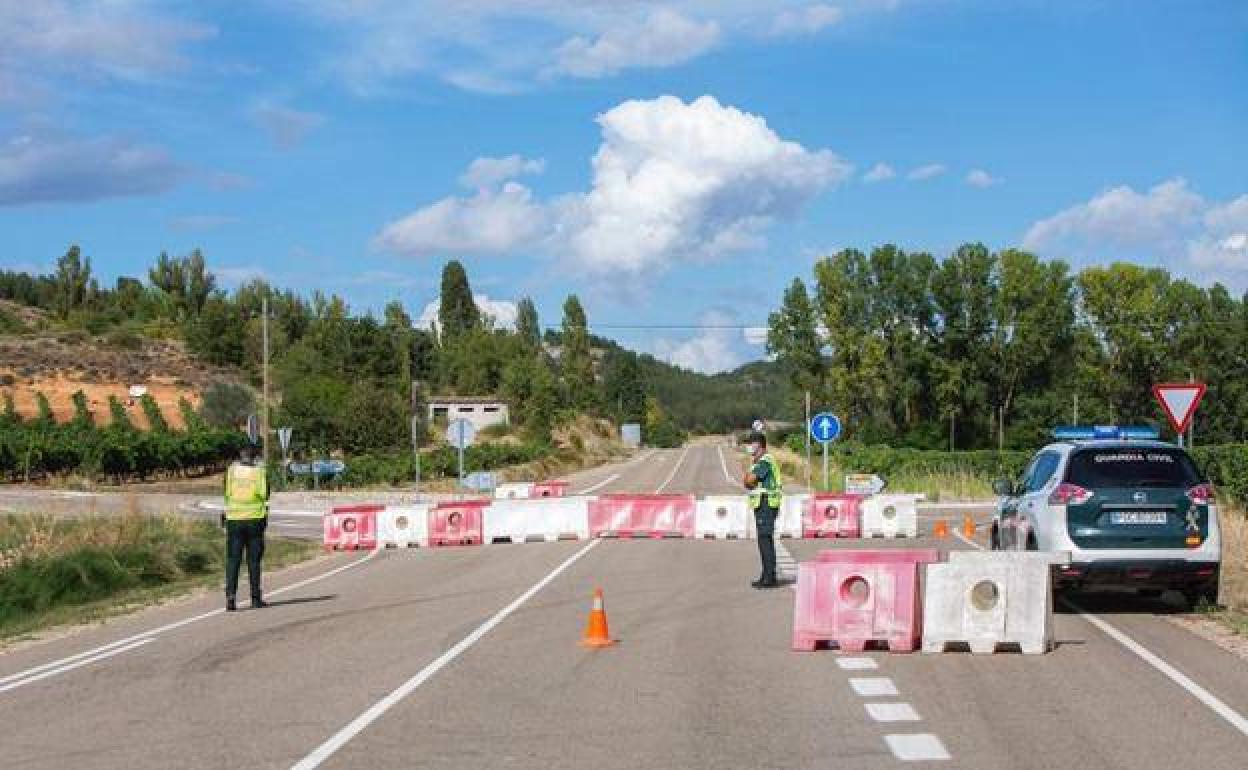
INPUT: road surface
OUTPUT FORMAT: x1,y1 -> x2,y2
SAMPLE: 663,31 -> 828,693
3,440 -> 1246,768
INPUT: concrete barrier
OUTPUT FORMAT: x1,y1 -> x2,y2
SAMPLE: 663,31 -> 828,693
803,494 -> 864,539
770,494 -> 807,539
589,494 -> 695,538
323,505 -> 380,551
378,505 -> 429,548
861,494 -> 921,538
695,496 -> 750,539
494,482 -> 533,500
483,497 -> 592,543
531,480 -> 571,498
429,499 -> 487,546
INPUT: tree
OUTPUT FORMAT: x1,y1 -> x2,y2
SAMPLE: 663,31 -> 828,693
560,294 -> 597,410
438,261 -> 479,341
516,297 -> 541,350
199,383 -> 255,429
53,244 -> 93,319
767,277 -> 824,412
149,250 -> 216,320
601,349 -> 645,423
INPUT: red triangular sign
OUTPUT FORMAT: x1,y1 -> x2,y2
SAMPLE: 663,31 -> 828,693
1153,383 -> 1207,435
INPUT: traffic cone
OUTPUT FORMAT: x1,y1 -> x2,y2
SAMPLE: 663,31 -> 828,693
580,588 -> 616,648
933,519 -> 949,539
961,513 -> 977,539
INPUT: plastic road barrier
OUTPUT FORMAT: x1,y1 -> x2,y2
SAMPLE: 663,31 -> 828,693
793,549 -> 941,653
755,494 -> 805,539
324,505 -> 381,551
531,480 -> 571,498
494,482 -> 533,500
429,499 -> 487,546
695,496 -> 750,539
483,497 -> 592,543
378,505 -> 429,548
861,494 -> 921,538
803,493 -> 864,539
922,551 -> 1063,654
588,494 -> 696,538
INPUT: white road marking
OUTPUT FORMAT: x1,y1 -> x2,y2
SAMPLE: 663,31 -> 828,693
884,733 -> 950,761
290,538 -> 602,770
0,638 -> 156,694
865,703 -> 921,722
575,473 -> 621,495
716,444 -> 737,485
835,657 -> 879,671
775,540 -> 797,583
0,549 -> 380,695
952,529 -> 985,550
849,677 -> 899,697
654,446 -> 690,494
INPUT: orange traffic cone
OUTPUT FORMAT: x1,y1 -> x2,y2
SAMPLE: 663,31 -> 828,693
961,513 -> 977,539
580,588 -> 616,648
933,519 -> 949,539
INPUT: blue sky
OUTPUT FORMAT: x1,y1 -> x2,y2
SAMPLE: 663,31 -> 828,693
1,1 -> 1245,372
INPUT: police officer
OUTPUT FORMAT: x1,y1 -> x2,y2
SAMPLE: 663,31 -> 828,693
223,445 -> 269,611
743,432 -> 783,589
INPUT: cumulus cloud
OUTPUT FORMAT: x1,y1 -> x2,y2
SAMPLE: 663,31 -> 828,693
771,4 -> 843,36
743,326 -> 769,346
459,155 -> 545,189
907,163 -> 946,181
250,101 -> 326,149
551,9 -> 719,79
966,168 -> 1000,188
653,311 -> 745,374
416,294 -> 518,332
0,133 -> 184,206
862,162 -> 895,183
375,95 -> 851,281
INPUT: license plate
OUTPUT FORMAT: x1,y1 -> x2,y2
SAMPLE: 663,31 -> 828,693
1111,512 -> 1168,525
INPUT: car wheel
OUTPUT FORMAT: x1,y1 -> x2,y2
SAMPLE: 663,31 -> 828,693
990,525 -> 1001,551
1025,534 -> 1038,551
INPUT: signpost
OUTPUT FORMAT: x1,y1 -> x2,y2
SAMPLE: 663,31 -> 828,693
809,412 -> 841,491
411,414 -> 422,493
463,471 -> 496,492
446,418 -> 476,490
277,426 -> 292,488
1153,383 -> 1206,447
845,473 -> 886,496
246,414 -> 259,446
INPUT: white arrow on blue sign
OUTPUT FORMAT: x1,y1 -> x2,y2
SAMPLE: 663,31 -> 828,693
810,412 -> 841,444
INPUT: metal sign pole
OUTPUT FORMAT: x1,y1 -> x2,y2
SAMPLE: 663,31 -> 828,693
805,391 -> 812,491
822,441 -> 828,492
457,420 -> 465,490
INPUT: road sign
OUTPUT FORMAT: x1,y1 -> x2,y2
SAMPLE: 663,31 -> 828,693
810,413 -> 841,444
289,459 -> 345,476
277,426 -> 292,453
1153,383 -> 1206,435
446,418 -> 476,449
752,419 -> 766,433
246,414 -> 259,445
845,474 -> 886,495
463,471 -> 496,491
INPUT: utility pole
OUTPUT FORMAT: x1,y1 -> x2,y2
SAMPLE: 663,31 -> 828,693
261,294 -> 270,468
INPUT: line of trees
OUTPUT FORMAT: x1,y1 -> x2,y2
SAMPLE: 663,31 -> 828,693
767,243 -> 1248,450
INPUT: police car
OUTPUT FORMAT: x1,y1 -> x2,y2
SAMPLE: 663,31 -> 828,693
990,426 -> 1221,607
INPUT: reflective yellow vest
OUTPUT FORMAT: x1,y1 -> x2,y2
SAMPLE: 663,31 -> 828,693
225,463 -> 268,520
748,452 -> 783,511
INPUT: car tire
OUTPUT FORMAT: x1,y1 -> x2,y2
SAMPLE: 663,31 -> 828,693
1025,534 -> 1038,551
990,526 -> 1001,551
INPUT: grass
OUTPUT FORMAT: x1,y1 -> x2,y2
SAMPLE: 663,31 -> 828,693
1191,505 -> 1248,636
0,512 -> 319,643
771,446 -> 995,500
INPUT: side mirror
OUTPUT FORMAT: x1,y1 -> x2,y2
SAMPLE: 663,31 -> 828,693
992,479 -> 1015,497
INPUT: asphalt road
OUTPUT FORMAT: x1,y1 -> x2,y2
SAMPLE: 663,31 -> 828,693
3,440 -> 1246,768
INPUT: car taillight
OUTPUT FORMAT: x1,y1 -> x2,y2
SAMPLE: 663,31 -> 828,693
1187,483 -> 1215,505
1049,483 -> 1093,506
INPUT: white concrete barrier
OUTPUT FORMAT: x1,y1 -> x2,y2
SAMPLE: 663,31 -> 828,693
747,494 -> 805,539
861,494 -> 920,538
922,551 -> 1060,654
483,497 -> 592,543
378,505 -> 429,548
695,496 -> 750,539
494,482 -> 533,500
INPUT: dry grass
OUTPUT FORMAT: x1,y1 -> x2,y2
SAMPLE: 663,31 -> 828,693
1217,506 -> 1248,613
771,446 -> 994,499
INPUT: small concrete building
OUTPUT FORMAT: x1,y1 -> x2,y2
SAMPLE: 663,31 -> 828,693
427,396 -> 510,432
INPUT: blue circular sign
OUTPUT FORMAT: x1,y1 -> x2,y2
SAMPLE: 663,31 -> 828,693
810,412 -> 841,444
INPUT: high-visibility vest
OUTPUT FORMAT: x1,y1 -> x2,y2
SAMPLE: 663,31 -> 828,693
225,462 -> 268,520
748,453 -> 783,511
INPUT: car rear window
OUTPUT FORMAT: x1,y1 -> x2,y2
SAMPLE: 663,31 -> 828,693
1065,448 -> 1202,488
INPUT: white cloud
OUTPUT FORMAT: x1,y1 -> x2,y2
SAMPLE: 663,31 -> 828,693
862,162 -> 895,183
742,326 -> 769,345
375,182 -> 548,256
250,101 -> 326,149
551,9 -> 719,79
907,163 -> 946,181
376,95 -> 851,281
416,294 -> 518,332
459,155 -> 545,189
654,311 -> 744,374
1022,178 -> 1204,253
0,133 -> 184,206
771,4 -> 843,36
965,168 -> 1000,188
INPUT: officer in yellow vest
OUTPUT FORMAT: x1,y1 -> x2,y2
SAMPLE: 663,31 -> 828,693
223,446 -> 269,611
743,432 -> 783,589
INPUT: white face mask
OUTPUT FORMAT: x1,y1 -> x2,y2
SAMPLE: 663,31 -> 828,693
748,444 -> 761,456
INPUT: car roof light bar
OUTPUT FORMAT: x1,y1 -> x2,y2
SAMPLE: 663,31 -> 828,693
1052,425 -> 1161,441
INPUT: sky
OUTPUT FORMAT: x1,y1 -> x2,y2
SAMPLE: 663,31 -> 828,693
1,0 -> 1245,373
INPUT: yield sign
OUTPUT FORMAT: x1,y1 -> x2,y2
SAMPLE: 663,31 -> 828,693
1153,383 -> 1207,435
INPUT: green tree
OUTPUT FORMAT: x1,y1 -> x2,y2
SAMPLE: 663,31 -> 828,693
53,244 -> 93,319
601,349 -> 645,423
438,261 -> 479,341
516,297 -> 541,350
199,383 -> 255,429
149,250 -> 216,320
767,277 -> 824,413
560,294 -> 597,410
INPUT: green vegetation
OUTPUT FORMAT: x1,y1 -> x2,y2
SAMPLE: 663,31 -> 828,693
0,513 -> 318,640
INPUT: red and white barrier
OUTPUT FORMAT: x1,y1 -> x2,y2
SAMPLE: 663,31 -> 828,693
323,505 -> 380,551
378,505 -> 429,548
589,494 -> 696,538
793,548 -> 940,652
861,494 -> 921,538
695,496 -> 749,539
531,480 -> 571,498
803,493 -> 864,539
428,500 -> 487,546
483,497 -> 592,543
747,495 -> 806,539
494,482 -> 533,500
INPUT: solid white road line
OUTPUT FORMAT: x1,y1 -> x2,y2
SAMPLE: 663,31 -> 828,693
0,638 -> 156,694
849,677 -> 899,697
835,657 -> 879,671
884,733 -> 951,761
654,446 -> 690,494
716,444 -> 737,485
865,703 -> 921,723
290,538 -> 602,770
575,473 -> 621,495
952,529 -> 985,550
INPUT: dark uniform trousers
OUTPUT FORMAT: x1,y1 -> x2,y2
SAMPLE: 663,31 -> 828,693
754,502 -> 779,580
226,518 -> 267,601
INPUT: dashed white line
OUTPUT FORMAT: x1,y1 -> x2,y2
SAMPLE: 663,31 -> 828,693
654,446 -> 690,494
849,677 -> 899,697
575,473 -> 621,495
835,657 -> 879,671
865,702 -> 921,723
884,733 -> 951,761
